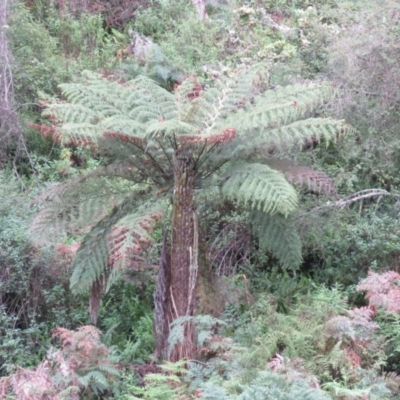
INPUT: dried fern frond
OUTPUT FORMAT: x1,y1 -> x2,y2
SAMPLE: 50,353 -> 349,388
357,270 -> 400,313
266,158 -> 336,195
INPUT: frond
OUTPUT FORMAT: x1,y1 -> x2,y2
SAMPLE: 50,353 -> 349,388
31,164 -> 146,245
146,119 -> 197,139
58,75 -> 131,115
251,212 -> 302,270
127,75 -> 178,122
181,66 -> 263,132
221,163 -> 298,216
31,180 -> 126,244
265,159 -> 336,195
267,118 -> 354,151
235,83 -> 334,132
42,103 -> 100,124
107,204 -> 164,276
70,197 -> 165,294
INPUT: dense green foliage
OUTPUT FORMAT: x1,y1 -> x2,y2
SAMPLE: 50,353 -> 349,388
2,0 -> 400,398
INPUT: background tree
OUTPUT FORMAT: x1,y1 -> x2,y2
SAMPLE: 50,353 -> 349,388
31,68 -> 353,360
0,0 -> 28,167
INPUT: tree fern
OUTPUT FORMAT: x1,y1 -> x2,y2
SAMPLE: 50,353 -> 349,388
34,66 -> 352,358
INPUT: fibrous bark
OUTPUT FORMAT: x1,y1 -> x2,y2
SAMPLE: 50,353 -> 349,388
154,151 -> 199,360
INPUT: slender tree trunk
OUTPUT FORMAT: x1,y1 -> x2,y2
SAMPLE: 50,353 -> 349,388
154,151 -> 199,360
0,0 -> 29,165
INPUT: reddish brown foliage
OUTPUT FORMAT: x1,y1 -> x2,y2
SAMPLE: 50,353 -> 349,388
0,326 -> 117,399
178,127 -> 236,145
108,210 -> 164,268
357,270 -> 400,313
173,75 -> 203,100
28,122 -> 58,140
57,242 -> 81,262
103,131 -> 144,146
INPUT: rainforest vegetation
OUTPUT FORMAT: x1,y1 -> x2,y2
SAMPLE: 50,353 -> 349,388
1,0 -> 400,398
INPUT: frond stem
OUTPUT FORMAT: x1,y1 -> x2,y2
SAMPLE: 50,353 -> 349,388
193,141 -> 208,171
155,137 -> 173,167
203,159 -> 230,180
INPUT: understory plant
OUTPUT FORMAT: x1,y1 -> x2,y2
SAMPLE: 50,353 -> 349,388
117,278 -> 400,399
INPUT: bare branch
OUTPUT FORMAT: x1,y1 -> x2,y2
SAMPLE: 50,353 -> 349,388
302,189 -> 400,216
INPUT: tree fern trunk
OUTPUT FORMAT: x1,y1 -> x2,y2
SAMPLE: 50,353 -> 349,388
158,151 -> 198,361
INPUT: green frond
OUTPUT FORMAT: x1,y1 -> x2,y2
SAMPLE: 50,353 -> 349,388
251,212 -> 302,270
31,164 -> 146,244
263,83 -> 333,108
146,119 -> 197,139
59,77 -> 130,115
265,159 -> 336,195
101,116 -> 145,137
127,75 -> 177,121
267,118 -> 354,151
31,181 -> 125,245
194,66 -> 263,132
70,197 -> 165,294
42,103 -> 100,124
234,83 -> 334,133
222,163 -> 298,216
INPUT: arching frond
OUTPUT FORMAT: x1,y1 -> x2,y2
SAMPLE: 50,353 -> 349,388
70,197 -> 165,294
31,181 -> 124,244
234,83 -> 334,132
267,118 -> 354,151
221,163 -> 298,216
31,165 -> 149,245
252,212 -> 302,270
227,118 -> 354,159
42,103 -> 100,125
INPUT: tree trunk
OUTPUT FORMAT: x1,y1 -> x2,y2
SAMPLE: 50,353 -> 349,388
154,151 -> 198,360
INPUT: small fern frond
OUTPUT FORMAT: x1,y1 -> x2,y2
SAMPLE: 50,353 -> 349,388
222,163 -> 298,216
78,371 -> 109,392
251,212 -> 303,270
168,315 -> 225,357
